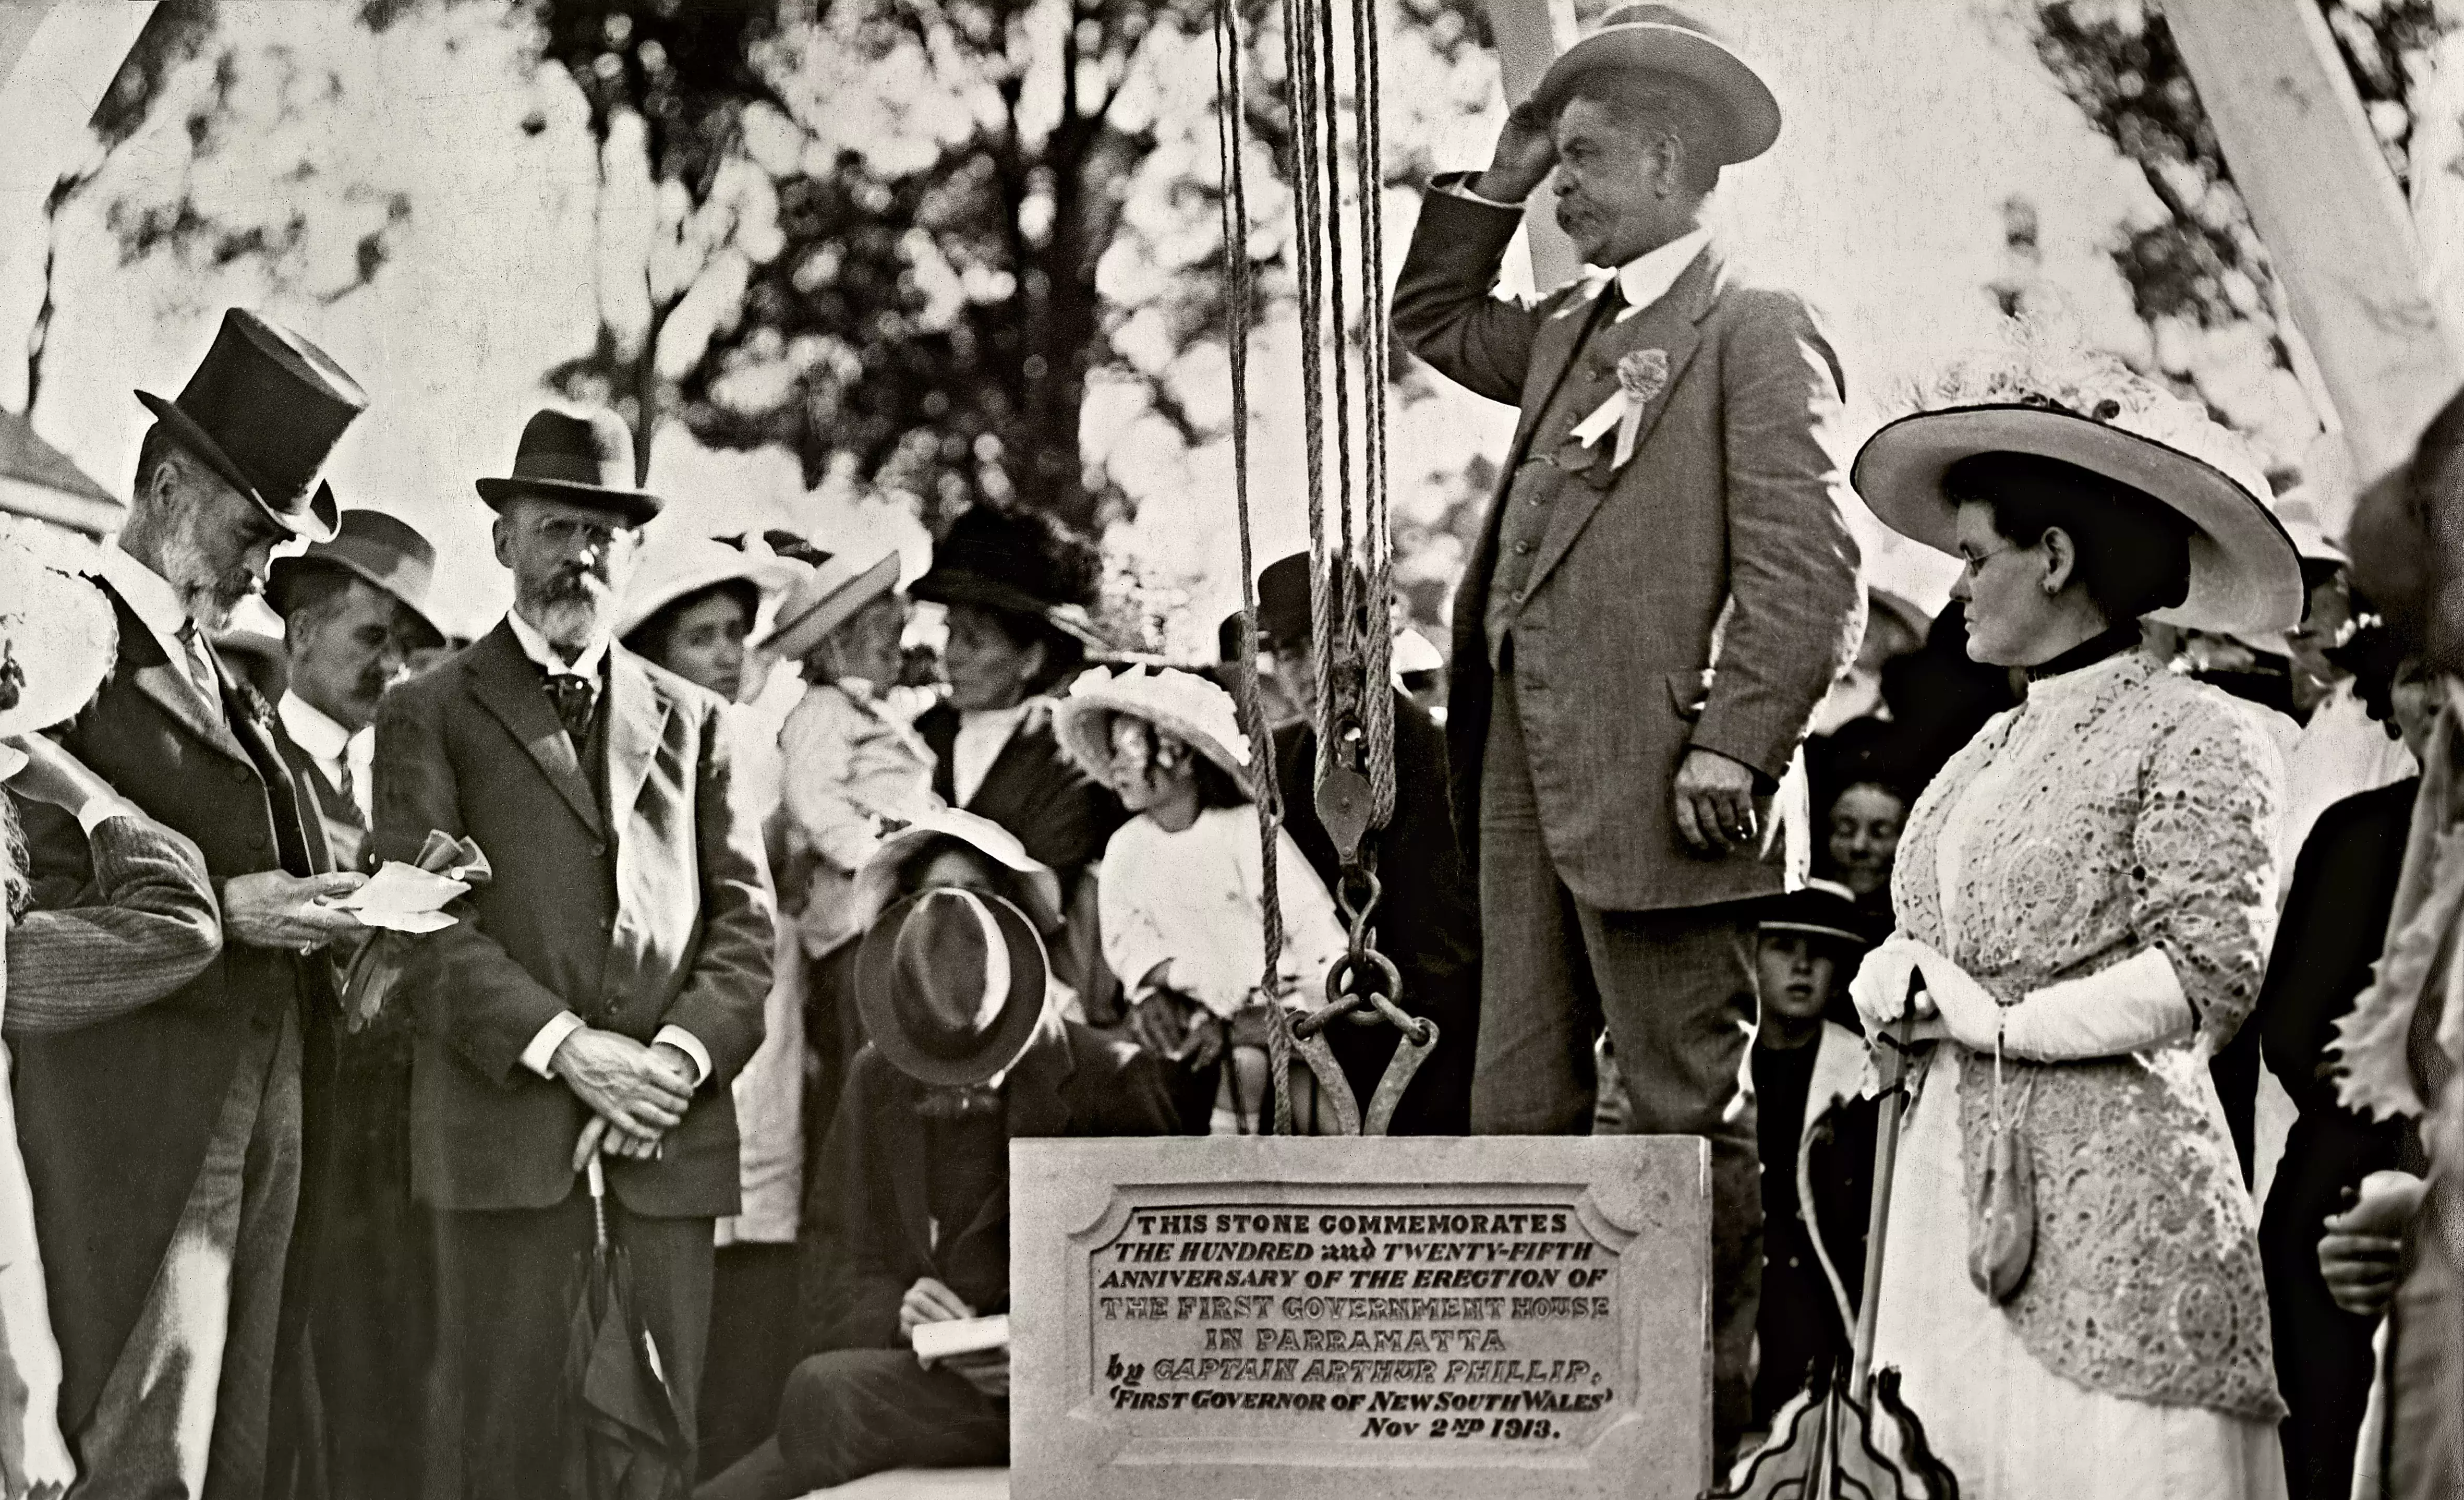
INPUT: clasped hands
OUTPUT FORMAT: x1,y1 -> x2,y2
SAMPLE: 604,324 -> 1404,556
1850,933 -> 1999,1049
555,1029 -> 696,1170
900,1277 -> 1008,1400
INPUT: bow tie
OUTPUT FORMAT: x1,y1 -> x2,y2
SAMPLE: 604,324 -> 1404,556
912,1085 -> 1003,1121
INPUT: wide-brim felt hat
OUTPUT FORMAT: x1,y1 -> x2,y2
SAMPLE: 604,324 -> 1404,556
751,549 -> 901,662
265,502 -> 446,648
1754,878 -> 1877,952
912,504 -> 1110,650
615,533 -> 806,643
1055,663 -> 1254,791
855,888 -> 1050,1088
136,308 -> 366,542
1530,5 -> 1781,167
475,407 -> 663,527
850,807 -> 1066,937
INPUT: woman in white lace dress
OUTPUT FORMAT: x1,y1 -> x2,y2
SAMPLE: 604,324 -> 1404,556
1844,358 -> 2301,1499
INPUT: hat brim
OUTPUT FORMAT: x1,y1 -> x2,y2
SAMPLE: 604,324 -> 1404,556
912,570 -> 1109,650
0,551 -> 117,738
1053,683 -> 1253,792
850,813 -> 1066,938
136,391 -> 339,542
615,552 -> 805,643
854,891 -> 1050,1088
1851,404 -> 2304,638
266,550 -> 447,649
751,552 -> 902,662
1758,918 -> 1871,949
1531,23 -> 1782,166
475,475 -> 663,528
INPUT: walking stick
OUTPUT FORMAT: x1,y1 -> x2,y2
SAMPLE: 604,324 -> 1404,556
1850,984 -> 1921,1404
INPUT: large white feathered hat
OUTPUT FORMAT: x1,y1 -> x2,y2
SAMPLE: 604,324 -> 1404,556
1853,338 -> 2303,637
1054,664 -> 1253,792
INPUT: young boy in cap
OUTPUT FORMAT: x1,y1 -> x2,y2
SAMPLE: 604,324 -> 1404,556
1746,879 -> 1878,1423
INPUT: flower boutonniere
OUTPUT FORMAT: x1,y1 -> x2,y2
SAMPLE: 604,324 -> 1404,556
235,682 -> 277,729
1568,349 -> 1672,473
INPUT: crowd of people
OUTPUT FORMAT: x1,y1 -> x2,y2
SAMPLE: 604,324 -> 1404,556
1,4 -> 2462,1500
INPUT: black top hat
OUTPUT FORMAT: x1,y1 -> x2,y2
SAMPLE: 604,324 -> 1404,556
474,408 -> 663,527
266,503 -> 446,648
911,505 -> 1109,650
855,888 -> 1051,1088
135,309 -> 367,542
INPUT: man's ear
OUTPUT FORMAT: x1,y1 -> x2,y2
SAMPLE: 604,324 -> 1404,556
490,513 -> 516,570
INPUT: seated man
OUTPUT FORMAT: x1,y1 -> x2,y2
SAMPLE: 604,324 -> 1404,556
701,885 -> 1177,1498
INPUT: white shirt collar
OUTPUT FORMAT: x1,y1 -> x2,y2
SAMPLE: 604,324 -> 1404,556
277,689 -> 357,766
1610,228 -> 1712,323
506,606 -> 611,681
93,542 -> 194,661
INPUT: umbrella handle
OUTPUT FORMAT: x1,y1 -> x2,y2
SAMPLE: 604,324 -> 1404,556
1848,983 -> 1921,1404
586,1151 -> 609,1252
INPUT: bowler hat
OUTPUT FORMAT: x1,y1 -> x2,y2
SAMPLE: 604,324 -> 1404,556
911,505 -> 1108,650
1529,5 -> 1781,167
135,308 -> 367,542
855,888 -> 1051,1088
266,503 -> 446,648
475,407 -> 663,527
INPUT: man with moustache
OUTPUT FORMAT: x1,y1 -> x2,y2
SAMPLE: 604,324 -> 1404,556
6,309 -> 372,1494
373,407 -> 772,1494
1391,6 -> 1862,1454
260,506 -> 445,1497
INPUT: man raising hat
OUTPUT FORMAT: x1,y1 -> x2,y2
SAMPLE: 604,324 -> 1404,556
6,308 -> 373,1494
371,406 -> 772,1494
698,886 -> 1176,1500
258,503 -> 444,1497
1390,5 -> 1863,1453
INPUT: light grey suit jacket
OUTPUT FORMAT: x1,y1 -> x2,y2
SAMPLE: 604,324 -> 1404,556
1394,188 -> 1863,912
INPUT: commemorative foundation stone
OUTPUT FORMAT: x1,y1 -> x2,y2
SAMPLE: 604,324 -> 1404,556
1011,1136 -> 1709,1500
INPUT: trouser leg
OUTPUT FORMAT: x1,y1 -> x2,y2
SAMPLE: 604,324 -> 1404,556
770,1349 -> 1005,1492
204,1007 -> 302,1500
1469,676 -> 1601,1135
1577,900 -> 1761,1455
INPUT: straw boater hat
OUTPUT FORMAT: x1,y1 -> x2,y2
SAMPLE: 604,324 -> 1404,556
849,806 -> 1067,937
136,309 -> 367,543
266,503 -> 448,649
614,533 -> 805,643
1853,346 -> 2304,638
1055,664 -> 1253,790
855,888 -> 1051,1088
1528,4 -> 1781,166
475,407 -> 663,528
0,412 -> 120,745
751,548 -> 902,663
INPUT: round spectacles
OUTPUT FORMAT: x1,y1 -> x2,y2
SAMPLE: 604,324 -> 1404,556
1958,543 -> 2023,579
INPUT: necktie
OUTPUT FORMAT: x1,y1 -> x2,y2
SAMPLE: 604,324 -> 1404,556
546,672 -> 597,744
174,620 -> 218,703
333,754 -> 358,813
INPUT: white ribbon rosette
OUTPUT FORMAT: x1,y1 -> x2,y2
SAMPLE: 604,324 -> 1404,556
1568,348 -> 1672,473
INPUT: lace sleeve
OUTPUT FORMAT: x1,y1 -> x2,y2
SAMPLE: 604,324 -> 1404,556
2131,694 -> 2282,1048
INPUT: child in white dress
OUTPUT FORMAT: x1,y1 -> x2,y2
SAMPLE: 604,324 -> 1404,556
1056,667 -> 1347,1133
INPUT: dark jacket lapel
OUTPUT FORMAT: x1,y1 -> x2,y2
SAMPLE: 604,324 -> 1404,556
1521,246 -> 1721,601
96,584 -> 251,767
217,657 -> 334,878
872,1076 -> 937,1265
462,621 -> 606,837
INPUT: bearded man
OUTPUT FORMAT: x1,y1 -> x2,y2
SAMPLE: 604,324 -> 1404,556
6,309 -> 371,1496
373,407 -> 772,1495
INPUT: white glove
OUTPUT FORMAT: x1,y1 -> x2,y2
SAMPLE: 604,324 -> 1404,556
1897,938 -> 2003,1051
2000,947 -> 2193,1062
1848,935 -> 1927,1033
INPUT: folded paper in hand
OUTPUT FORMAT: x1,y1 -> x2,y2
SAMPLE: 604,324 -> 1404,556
337,831 -> 491,1032
912,1314 -> 1009,1365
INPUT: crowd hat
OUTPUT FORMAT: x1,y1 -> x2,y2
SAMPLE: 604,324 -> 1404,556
2,408 -> 123,541
1853,345 -> 2303,638
1754,879 -> 1878,953
135,308 -> 367,543
474,407 -> 663,528
615,533 -> 805,643
265,504 -> 446,649
855,887 -> 1050,1088
1055,664 -> 1253,790
911,504 -> 1109,651
1529,5 -> 1781,167
850,807 -> 1065,937
752,548 -> 902,663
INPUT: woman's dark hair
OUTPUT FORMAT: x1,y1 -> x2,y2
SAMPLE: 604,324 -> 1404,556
1114,716 -> 1250,810
623,578 -> 759,669
976,606 -> 1086,696
893,837 -> 1053,930
2325,618 -> 2410,730
1944,450 -> 2194,625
